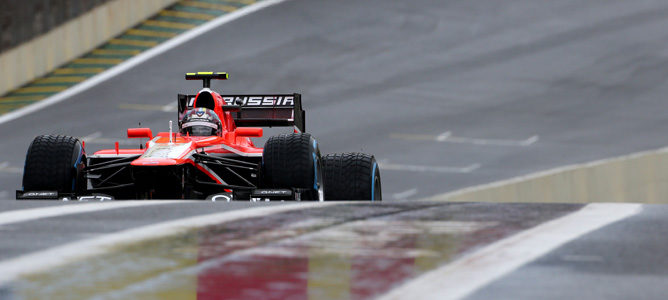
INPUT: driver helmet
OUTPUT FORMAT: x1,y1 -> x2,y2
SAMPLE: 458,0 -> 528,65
180,107 -> 222,136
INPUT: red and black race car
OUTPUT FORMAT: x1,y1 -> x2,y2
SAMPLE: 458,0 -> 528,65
17,72 -> 382,201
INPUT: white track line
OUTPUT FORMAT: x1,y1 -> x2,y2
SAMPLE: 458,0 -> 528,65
0,162 -> 23,174
393,188 -> 418,200
379,203 -> 642,300
391,133 -> 539,147
0,0 -> 291,126
443,134 -> 539,146
436,131 -> 452,142
380,161 -> 480,174
0,201 -> 188,227
81,131 -> 103,141
0,202 -> 335,285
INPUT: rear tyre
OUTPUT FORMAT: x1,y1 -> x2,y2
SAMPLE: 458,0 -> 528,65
322,153 -> 381,201
22,135 -> 86,196
262,133 -> 323,200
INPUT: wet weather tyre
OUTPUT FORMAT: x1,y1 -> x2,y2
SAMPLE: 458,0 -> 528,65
262,133 -> 323,200
22,135 -> 86,195
322,153 -> 381,201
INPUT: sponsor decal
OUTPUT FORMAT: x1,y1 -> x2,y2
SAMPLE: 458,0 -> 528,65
21,191 -> 58,198
223,96 -> 295,107
251,189 -> 293,197
141,143 -> 193,159
77,195 -> 113,201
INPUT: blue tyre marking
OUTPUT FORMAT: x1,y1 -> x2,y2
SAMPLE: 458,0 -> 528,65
313,153 -> 318,190
73,143 -> 83,168
371,162 -> 377,201
312,139 -> 318,191
72,143 -> 83,191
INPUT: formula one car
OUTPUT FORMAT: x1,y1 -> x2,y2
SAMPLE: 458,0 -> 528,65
17,72 -> 382,201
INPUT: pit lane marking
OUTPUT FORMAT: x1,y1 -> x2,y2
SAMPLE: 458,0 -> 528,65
379,160 -> 480,174
391,132 -> 539,147
379,203 -> 642,300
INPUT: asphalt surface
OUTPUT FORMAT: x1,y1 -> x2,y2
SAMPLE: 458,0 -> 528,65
4,0 -> 668,200
466,205 -> 668,300
2,0 -> 668,298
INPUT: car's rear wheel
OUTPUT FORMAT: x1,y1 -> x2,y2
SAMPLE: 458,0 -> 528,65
262,133 -> 323,200
322,153 -> 381,201
22,135 -> 86,196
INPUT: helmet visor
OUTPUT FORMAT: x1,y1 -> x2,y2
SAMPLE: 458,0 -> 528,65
190,126 -> 215,136
182,121 -> 217,136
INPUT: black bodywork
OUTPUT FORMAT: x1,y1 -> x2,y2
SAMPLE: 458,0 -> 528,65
85,153 -> 271,200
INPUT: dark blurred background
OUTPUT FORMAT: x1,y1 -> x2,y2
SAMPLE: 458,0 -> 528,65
0,0 -> 109,52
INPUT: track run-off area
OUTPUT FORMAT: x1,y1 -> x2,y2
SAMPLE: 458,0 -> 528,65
3,0 -> 668,299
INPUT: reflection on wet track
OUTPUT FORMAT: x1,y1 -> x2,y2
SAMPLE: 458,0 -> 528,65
5,203 -> 580,299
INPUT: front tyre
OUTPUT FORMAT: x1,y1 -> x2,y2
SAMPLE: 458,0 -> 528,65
322,153 -> 381,201
22,135 -> 86,196
262,133 -> 324,200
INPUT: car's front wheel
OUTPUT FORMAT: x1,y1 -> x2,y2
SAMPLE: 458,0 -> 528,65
262,133 -> 323,200
22,135 -> 86,196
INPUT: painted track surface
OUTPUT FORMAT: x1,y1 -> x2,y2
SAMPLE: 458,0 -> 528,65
2,0 -> 668,298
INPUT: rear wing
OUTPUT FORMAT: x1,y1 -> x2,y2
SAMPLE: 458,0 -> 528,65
178,93 -> 306,132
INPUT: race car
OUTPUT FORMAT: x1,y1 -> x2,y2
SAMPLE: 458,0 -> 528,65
16,72 -> 382,201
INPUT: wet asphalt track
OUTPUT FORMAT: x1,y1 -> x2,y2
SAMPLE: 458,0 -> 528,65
3,0 -> 668,298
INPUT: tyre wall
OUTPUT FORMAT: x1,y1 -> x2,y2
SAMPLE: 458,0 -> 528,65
0,0 -> 179,96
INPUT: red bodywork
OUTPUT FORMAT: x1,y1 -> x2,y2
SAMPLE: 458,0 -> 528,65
91,89 -> 263,184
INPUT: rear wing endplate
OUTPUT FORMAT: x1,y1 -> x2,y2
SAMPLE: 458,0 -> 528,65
178,93 -> 306,132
